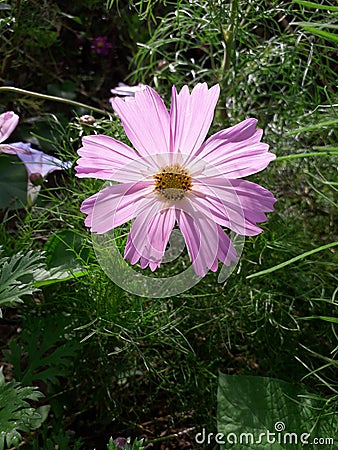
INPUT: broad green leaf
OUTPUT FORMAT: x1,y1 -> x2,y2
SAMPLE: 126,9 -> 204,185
33,230 -> 90,286
217,374 -> 337,449
0,155 -> 27,210
44,229 -> 91,269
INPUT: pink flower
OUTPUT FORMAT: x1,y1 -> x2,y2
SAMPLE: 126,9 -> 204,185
11,142 -> 71,177
3,142 -> 71,205
76,83 -> 276,277
91,36 -> 112,56
0,111 -> 19,143
110,83 -> 146,99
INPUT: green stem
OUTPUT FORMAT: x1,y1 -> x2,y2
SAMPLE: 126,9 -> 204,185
0,87 -> 110,116
221,0 -> 238,79
246,242 -> 338,279
276,151 -> 338,161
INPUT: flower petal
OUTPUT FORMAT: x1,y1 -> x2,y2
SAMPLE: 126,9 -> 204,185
110,82 -> 146,98
75,135 -> 157,182
111,86 -> 170,157
0,111 -> 19,143
187,118 -> 275,178
191,177 -> 276,236
81,181 -> 154,234
213,225 -> 238,268
170,83 -> 220,156
12,142 -> 71,177
124,204 -> 176,270
175,199 -> 221,277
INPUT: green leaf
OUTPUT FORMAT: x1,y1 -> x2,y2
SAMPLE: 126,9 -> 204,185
0,155 -> 27,210
293,1 -> 338,12
293,22 -> 338,30
217,374 -> 337,449
4,315 -> 81,386
301,26 -> 338,43
298,316 -> 338,323
246,242 -> 338,279
0,368 -> 45,450
33,230 -> 90,287
44,229 -> 91,269
47,81 -> 77,100
0,249 -> 44,315
286,119 -> 338,135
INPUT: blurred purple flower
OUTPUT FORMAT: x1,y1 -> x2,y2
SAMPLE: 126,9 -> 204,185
0,111 -> 19,143
91,36 -> 112,56
113,437 -> 127,449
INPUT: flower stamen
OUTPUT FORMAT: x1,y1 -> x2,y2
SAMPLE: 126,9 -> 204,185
153,163 -> 192,201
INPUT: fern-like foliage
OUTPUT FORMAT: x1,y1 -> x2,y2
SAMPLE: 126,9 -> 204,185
0,367 -> 46,450
0,248 -> 44,317
4,315 -> 81,387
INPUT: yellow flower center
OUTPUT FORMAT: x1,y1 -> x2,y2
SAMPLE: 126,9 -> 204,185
153,163 -> 192,201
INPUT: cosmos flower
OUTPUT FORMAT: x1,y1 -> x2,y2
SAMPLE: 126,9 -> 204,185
2,142 -> 71,206
91,36 -> 112,56
0,111 -> 19,143
110,82 -> 146,99
76,83 -> 276,277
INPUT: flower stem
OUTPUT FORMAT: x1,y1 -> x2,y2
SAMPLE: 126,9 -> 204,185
247,242 -> 338,279
0,86 -> 110,116
276,151 -> 338,161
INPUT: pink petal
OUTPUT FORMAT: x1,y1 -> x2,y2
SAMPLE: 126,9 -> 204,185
0,144 -> 30,155
170,83 -> 220,156
12,142 -> 71,177
80,181 -> 154,234
110,82 -> 146,98
187,118 -> 275,178
213,225 -> 238,267
0,111 -> 19,143
75,135 -> 156,182
111,86 -> 170,157
191,177 -> 276,236
175,199 -> 221,277
124,204 -> 176,270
